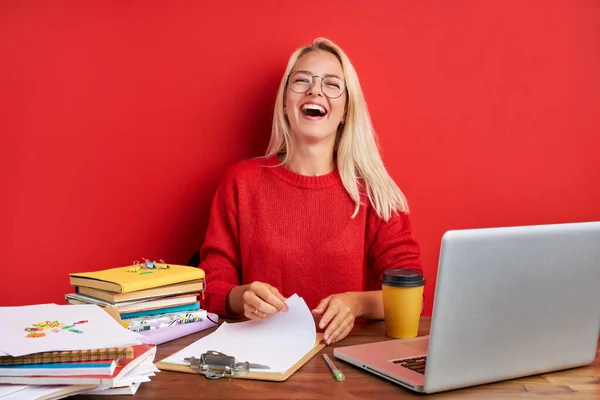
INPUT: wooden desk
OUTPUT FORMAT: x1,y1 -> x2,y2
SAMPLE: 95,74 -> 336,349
77,317 -> 600,400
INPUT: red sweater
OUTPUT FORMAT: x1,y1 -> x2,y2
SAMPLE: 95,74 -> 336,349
199,155 -> 423,316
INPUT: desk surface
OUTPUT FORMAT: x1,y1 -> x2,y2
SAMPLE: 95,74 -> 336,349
76,317 -> 600,400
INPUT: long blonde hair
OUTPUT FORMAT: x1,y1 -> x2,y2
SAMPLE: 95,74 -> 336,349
266,37 -> 409,221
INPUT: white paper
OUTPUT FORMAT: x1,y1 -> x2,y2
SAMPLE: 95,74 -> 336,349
160,294 -> 317,374
0,384 -> 28,398
0,304 -> 141,357
113,358 -> 158,386
0,384 -> 93,400
81,381 -> 142,396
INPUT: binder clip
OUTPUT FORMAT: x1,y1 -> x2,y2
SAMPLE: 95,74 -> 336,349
185,350 -> 270,379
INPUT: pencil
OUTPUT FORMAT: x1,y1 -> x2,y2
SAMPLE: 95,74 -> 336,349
323,353 -> 345,382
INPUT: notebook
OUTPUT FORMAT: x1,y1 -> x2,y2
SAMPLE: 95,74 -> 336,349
334,221 -> 600,393
0,359 -> 118,376
65,292 -> 200,313
69,264 -> 205,293
0,347 -> 133,366
76,280 -> 205,303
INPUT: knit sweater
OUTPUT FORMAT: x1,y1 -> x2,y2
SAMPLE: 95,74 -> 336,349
199,155 -> 423,316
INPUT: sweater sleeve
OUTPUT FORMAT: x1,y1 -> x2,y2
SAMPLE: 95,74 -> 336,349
199,174 -> 242,317
367,210 -> 423,290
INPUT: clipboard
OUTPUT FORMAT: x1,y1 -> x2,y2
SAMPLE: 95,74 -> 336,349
156,333 -> 325,382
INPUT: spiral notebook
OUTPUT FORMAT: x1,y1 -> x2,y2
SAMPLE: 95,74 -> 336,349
0,347 -> 134,366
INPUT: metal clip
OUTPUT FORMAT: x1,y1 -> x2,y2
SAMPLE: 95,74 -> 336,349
184,350 -> 270,379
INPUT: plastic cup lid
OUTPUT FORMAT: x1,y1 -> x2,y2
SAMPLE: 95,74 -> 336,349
381,269 -> 426,287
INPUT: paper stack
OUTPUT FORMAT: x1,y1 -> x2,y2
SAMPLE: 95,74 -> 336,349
0,304 -> 158,399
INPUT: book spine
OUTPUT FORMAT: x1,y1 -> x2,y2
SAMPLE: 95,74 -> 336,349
120,301 -> 200,319
0,347 -> 134,366
127,310 -> 207,332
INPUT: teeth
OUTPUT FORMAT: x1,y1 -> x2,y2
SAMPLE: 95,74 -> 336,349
301,104 -> 326,114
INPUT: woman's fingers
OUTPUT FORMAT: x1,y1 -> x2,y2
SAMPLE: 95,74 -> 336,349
331,320 -> 354,344
266,287 -> 289,312
243,302 -> 267,320
243,289 -> 279,315
311,295 -> 332,317
326,314 -> 354,344
317,293 -> 358,344
243,282 -> 288,318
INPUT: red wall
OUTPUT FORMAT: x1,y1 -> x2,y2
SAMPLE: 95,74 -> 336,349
1,1 -> 599,315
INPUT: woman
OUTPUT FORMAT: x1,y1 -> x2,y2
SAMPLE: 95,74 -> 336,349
200,37 -> 422,344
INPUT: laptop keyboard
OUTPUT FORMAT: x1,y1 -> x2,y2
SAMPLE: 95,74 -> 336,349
393,356 -> 427,374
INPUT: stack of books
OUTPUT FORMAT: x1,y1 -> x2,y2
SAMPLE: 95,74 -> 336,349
0,303 -> 158,398
66,261 -> 217,344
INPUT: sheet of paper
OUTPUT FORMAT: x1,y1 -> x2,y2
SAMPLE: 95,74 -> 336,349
0,384 -> 96,400
115,358 -> 159,385
0,303 -> 141,357
81,381 -> 142,396
0,384 -> 28,398
160,294 -> 317,373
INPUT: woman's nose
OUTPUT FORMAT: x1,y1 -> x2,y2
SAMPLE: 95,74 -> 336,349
306,76 -> 324,96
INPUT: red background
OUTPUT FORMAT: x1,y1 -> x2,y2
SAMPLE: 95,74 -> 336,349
1,1 -> 599,315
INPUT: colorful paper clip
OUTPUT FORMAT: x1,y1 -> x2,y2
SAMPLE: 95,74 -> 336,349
129,258 -> 170,273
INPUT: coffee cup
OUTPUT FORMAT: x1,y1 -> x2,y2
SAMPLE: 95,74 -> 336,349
381,269 -> 426,338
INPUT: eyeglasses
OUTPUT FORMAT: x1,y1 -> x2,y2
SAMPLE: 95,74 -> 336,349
287,71 -> 346,99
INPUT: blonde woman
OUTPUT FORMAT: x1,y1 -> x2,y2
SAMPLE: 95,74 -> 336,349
200,38 -> 423,344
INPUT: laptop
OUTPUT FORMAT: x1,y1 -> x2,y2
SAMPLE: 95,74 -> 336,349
334,221 -> 600,393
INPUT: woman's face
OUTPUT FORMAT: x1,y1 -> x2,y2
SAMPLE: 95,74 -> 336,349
284,50 -> 347,146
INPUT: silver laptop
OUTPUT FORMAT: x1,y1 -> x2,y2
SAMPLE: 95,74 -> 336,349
334,221 -> 600,393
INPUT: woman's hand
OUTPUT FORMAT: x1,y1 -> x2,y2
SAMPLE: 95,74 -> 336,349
311,293 -> 359,345
228,281 -> 288,320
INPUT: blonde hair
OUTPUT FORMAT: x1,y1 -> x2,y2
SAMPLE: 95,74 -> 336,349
266,37 -> 409,221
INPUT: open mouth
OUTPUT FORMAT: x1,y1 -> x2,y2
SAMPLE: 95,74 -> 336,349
301,104 -> 327,117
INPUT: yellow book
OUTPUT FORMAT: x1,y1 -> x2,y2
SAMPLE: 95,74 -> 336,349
69,263 -> 205,293
76,280 -> 205,303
